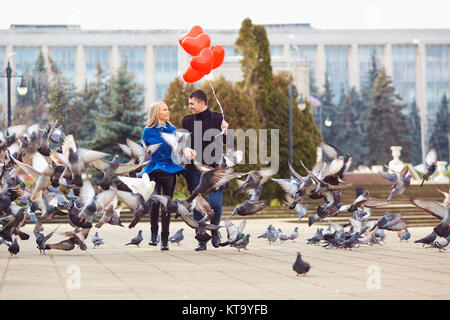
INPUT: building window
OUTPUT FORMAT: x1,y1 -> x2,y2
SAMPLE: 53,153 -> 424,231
85,47 -> 110,84
155,46 -> 178,101
326,46 -> 349,104
426,45 -> 449,124
49,47 -> 75,83
120,47 -> 145,87
270,46 -> 283,57
359,46 -> 382,89
392,46 -> 416,111
224,46 -> 240,57
291,46 -> 315,80
15,47 -> 40,79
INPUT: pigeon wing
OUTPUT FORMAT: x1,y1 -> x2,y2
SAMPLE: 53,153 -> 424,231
88,159 -> 110,173
62,135 -> 77,158
364,198 -> 390,208
379,171 -> 397,183
425,149 -> 437,166
288,162 -> 305,183
115,190 -> 141,212
12,157 -> 42,181
238,219 -> 247,234
79,178 -> 96,205
414,164 -> 427,174
321,142 -> 343,159
78,148 -> 109,167
118,143 -> 132,158
410,199 -> 448,220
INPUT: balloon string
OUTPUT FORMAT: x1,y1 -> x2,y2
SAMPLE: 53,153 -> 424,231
208,79 -> 226,139
208,79 -> 224,121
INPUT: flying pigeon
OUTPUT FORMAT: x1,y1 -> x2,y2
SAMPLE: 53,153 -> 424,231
414,149 -> 437,187
379,165 -> 412,201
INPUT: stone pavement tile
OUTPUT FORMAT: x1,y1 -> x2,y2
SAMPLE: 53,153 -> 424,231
1,221 -> 449,299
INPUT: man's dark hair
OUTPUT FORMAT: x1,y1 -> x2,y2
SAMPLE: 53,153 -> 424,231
189,89 -> 208,105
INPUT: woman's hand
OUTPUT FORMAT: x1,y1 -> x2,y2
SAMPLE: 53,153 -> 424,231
183,147 -> 197,161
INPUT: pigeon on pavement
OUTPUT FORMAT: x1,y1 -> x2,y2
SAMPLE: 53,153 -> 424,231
293,252 -> 310,276
168,228 -> 184,246
125,230 -> 143,247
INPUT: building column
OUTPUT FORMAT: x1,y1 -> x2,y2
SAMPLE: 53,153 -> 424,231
111,46 -> 120,75
349,44 -> 360,91
383,43 -> 393,77
144,45 -> 155,110
416,42 -> 428,163
178,44 -> 190,79
75,45 -> 85,92
41,46 -> 50,68
315,44 -> 326,91
283,44 -> 291,58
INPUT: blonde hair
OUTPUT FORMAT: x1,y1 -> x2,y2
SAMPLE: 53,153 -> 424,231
146,101 -> 171,127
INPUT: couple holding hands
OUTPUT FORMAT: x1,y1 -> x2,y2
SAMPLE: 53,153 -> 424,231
140,89 -> 229,251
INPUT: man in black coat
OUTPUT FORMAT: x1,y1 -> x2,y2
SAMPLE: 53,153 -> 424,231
181,89 -> 229,251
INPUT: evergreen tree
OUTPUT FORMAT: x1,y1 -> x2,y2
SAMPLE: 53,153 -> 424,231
358,51 -> 380,165
47,56 -> 75,133
319,73 -> 339,144
429,94 -> 449,162
234,19 -> 321,202
408,100 -> 422,164
366,68 -> 413,165
235,18 -> 258,94
235,19 -> 271,127
88,65 -> 145,161
15,50 -> 49,125
269,72 -> 321,200
333,88 -> 366,168
76,63 -> 107,145
309,72 -> 319,98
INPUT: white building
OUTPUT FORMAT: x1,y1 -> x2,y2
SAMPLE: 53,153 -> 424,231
1,23 -> 449,158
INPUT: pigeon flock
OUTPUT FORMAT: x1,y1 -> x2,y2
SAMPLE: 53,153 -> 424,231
0,123 -> 447,278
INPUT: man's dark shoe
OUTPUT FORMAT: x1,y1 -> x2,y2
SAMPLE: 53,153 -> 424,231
148,232 -> 158,246
195,243 -> 207,251
161,243 -> 169,251
211,230 -> 221,248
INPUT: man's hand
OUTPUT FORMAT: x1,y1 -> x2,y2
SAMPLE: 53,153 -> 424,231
183,147 -> 197,161
221,120 -> 229,135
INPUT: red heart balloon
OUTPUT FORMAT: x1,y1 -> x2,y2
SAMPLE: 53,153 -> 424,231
183,64 -> 205,83
181,33 -> 211,56
190,48 -> 214,75
211,45 -> 225,70
179,25 -> 204,46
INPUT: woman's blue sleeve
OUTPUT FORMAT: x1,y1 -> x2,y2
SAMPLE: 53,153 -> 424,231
141,128 -> 156,146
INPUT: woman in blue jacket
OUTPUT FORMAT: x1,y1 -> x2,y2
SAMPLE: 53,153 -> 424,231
141,101 -> 196,250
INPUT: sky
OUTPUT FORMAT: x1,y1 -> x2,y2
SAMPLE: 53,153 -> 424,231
1,0 -> 450,30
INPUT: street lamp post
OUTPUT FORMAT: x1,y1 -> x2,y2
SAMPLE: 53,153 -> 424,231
288,81 -> 307,165
1,61 -> 28,128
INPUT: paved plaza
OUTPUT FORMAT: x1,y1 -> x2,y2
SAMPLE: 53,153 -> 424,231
0,218 -> 448,300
